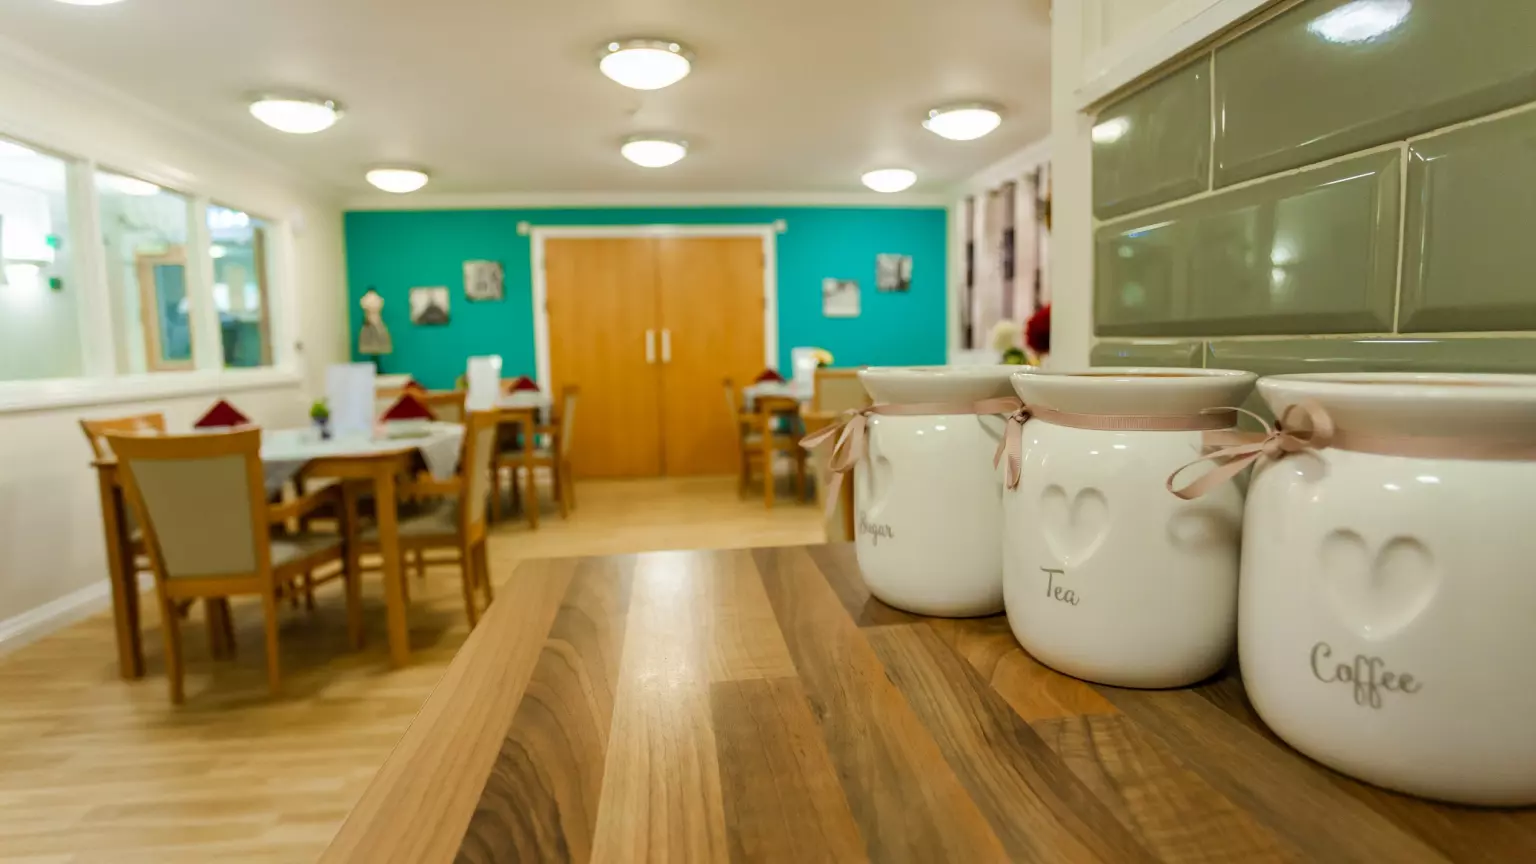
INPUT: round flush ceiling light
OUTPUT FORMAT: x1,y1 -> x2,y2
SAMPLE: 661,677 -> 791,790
621,137 -> 688,168
365,167 -> 430,193
861,168 -> 917,194
598,39 -> 693,90
248,94 -> 344,135
923,103 -> 1004,141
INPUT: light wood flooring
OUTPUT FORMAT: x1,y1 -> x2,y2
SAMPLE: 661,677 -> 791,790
0,476 -> 823,863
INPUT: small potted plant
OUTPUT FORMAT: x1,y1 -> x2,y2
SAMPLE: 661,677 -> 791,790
309,399 -> 331,440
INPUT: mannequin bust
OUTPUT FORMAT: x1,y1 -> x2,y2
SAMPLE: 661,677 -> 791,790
358,287 -> 393,357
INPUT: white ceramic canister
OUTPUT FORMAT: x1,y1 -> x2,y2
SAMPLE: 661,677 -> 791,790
854,366 -> 1022,616
1003,368 -> 1257,688
1240,373 -> 1536,805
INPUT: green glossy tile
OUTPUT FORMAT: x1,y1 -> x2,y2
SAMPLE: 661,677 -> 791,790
1402,110 -> 1536,331
1090,340 -> 1204,368
1206,337 -> 1536,425
1214,0 -> 1536,186
1096,150 -> 1398,337
1093,59 -> 1211,219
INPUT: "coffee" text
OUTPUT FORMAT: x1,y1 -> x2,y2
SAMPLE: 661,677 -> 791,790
1309,641 -> 1422,709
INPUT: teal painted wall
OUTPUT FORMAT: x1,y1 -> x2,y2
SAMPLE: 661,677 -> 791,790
343,207 -> 948,389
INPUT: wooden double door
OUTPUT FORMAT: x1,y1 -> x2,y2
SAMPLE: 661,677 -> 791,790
545,235 -> 767,478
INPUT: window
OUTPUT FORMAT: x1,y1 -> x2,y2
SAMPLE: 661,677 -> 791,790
0,137 -> 82,381
208,205 -> 272,368
97,170 -> 192,374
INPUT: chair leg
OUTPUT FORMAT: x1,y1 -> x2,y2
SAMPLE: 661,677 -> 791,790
762,439 -> 775,509
459,543 -> 480,629
491,463 -> 504,522
342,482 -> 364,650
474,540 -> 494,604
219,598 -> 235,658
523,456 -> 539,529
303,572 -> 316,611
413,548 -> 425,579
261,590 -> 281,697
793,450 -> 807,498
159,589 -> 185,705
739,452 -> 750,498
204,598 -> 226,659
554,462 -> 569,520
564,459 -> 577,510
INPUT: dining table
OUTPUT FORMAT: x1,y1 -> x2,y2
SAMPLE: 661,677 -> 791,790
320,543 -> 1536,863
93,422 -> 464,680
742,378 -> 813,411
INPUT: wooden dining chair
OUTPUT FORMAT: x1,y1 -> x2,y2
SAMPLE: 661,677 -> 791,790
812,367 -> 870,413
724,379 -> 807,508
420,390 -> 466,423
358,410 -> 500,628
490,408 -> 540,528
80,412 -> 167,459
530,386 -> 579,518
107,428 -> 359,704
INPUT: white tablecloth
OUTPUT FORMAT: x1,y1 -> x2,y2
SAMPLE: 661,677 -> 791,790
260,423 -> 465,492
742,380 -> 813,411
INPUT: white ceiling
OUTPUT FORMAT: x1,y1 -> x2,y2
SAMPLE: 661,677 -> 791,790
0,0 -> 1052,198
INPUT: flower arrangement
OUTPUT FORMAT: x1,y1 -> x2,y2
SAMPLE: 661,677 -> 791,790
309,399 -> 331,439
1025,304 -> 1051,364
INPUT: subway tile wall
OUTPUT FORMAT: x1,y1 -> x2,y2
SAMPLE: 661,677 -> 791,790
1090,0 -> 1536,378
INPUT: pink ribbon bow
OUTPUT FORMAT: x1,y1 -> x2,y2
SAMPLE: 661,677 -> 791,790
992,406 -> 1033,490
1166,400 -> 1334,500
800,397 -> 1023,518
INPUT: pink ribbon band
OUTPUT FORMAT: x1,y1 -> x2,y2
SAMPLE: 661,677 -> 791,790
1168,399 -> 1536,500
800,396 -> 1023,518
993,406 -> 1240,490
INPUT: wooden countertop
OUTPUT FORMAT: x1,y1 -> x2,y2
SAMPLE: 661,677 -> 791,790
322,545 -> 1536,863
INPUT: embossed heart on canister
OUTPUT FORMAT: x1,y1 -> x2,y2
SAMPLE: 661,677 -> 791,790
1319,530 -> 1440,639
1039,484 -> 1109,566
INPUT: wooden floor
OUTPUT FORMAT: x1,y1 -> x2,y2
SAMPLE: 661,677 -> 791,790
0,476 -> 823,864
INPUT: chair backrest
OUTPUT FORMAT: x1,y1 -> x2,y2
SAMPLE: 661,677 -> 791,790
813,368 -> 870,413
421,390 -> 466,423
459,410 -> 501,538
80,413 -> 167,460
107,428 -> 269,583
723,378 -> 740,418
558,386 -> 579,459
757,395 -> 801,420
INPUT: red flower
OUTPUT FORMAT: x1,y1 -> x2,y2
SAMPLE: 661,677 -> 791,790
1025,305 -> 1051,355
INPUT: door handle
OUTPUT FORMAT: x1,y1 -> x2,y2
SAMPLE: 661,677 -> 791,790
645,329 -> 656,364
661,329 -> 672,363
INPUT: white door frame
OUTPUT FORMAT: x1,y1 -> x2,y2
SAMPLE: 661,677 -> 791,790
528,224 -> 780,388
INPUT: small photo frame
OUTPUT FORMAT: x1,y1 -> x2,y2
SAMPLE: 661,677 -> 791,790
876,253 -> 912,293
464,260 -> 504,302
409,286 -> 451,326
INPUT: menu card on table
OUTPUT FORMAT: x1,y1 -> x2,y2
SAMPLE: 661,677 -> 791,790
326,363 -> 377,437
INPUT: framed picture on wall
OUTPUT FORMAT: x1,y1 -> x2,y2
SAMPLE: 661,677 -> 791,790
822,278 -> 860,318
409,285 -> 451,326
463,260 -> 504,302
876,253 -> 912,293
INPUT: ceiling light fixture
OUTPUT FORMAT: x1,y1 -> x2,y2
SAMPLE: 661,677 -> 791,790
923,103 -> 1004,141
100,174 -> 161,196
365,167 -> 430,194
621,136 -> 688,168
598,39 -> 693,90
861,168 -> 917,194
248,93 -> 344,135
1307,0 -> 1411,44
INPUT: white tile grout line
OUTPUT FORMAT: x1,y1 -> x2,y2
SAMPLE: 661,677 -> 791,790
1207,53 -> 1217,192
1096,331 -> 1536,345
1390,141 -> 1409,333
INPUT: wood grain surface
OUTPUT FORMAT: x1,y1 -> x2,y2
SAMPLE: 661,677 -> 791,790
323,544 -> 1536,863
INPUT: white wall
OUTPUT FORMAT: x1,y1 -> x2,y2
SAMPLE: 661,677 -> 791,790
0,38 -> 347,648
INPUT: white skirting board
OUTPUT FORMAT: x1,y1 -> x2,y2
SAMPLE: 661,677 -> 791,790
0,573 -> 151,657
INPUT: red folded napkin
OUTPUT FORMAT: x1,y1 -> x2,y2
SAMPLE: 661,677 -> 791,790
380,392 -> 436,422
193,399 -> 252,429
401,378 -> 427,394
509,375 -> 540,392
753,368 -> 786,384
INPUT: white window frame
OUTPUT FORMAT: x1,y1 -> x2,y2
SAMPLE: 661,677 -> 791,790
527,223 -> 782,388
0,138 -> 299,415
